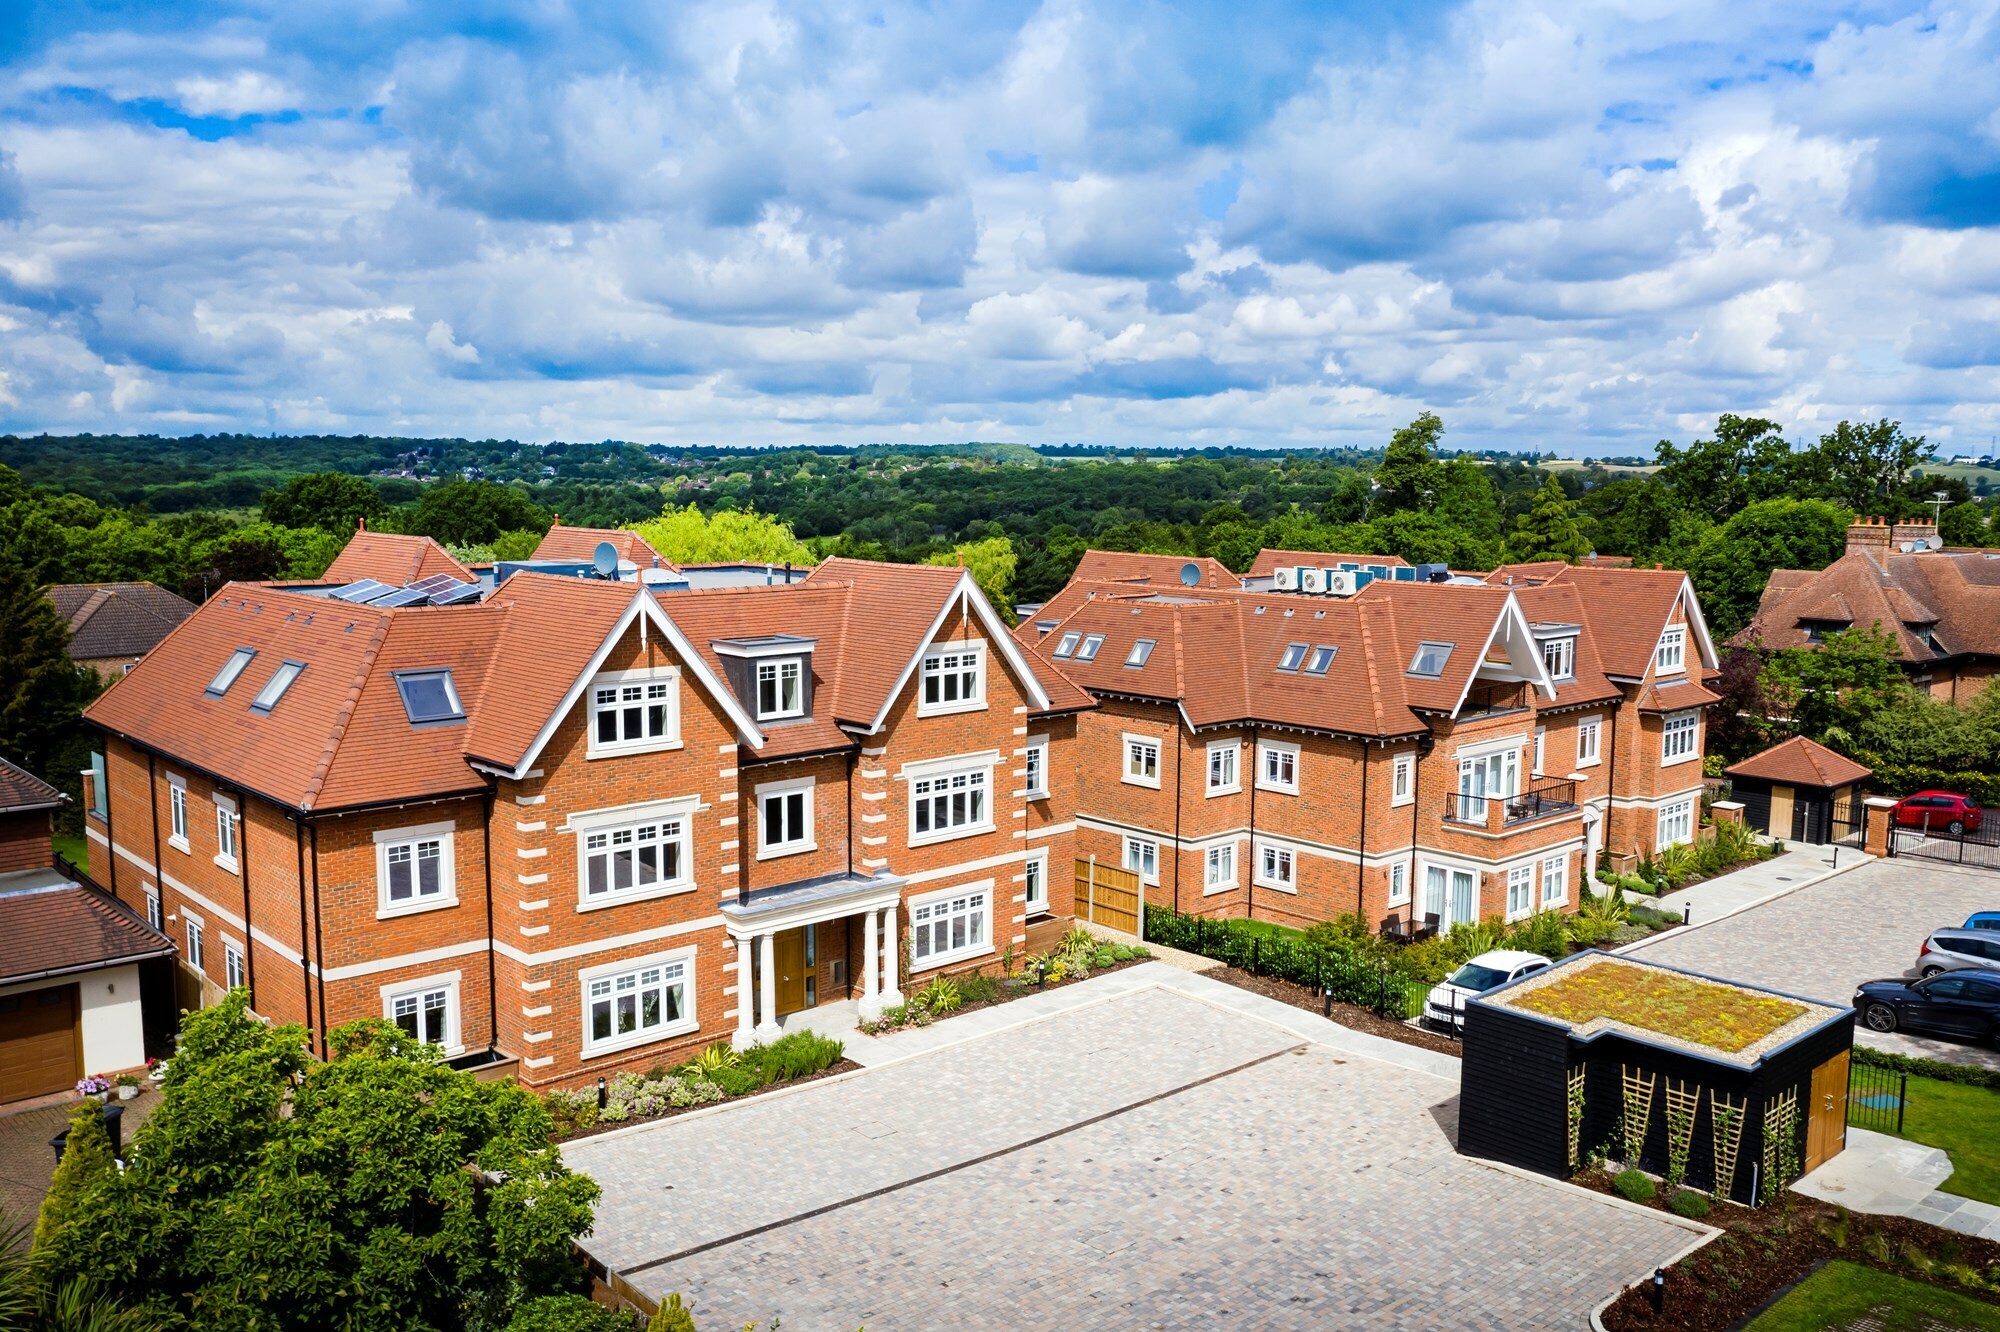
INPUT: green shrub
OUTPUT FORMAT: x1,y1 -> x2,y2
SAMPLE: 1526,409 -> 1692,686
650,1293 -> 697,1332
1614,1168 -> 1657,1202
750,1030 -> 844,1083
1502,909 -> 1569,960
710,1063 -> 763,1097
1669,1190 -> 1710,1219
1091,947 -> 1118,968
1853,1044 -> 2000,1090
507,1295 -> 642,1332
912,975 -> 962,1015
955,971 -> 1001,1006
543,1088 -> 599,1138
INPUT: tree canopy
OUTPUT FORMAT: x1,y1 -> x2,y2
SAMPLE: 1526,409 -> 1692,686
260,471 -> 387,534
633,502 -> 813,566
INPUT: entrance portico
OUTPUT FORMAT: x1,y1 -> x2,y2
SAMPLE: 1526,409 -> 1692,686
722,870 -> 907,1048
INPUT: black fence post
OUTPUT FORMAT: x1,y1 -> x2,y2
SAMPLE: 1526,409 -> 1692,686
1897,1073 -> 1907,1136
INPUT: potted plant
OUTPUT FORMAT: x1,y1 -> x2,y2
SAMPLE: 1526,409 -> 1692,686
76,1074 -> 111,1102
115,1074 -> 142,1101
145,1056 -> 168,1083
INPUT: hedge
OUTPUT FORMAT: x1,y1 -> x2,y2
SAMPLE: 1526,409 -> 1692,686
1847,756 -> 2000,806
1144,908 -> 1420,1015
1851,1042 -> 2000,1091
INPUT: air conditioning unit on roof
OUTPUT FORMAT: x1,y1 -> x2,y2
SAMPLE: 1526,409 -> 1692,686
1300,567 -> 1327,594
1326,570 -> 1361,597
1273,566 -> 1299,591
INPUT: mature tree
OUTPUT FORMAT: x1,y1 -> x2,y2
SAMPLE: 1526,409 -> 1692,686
1507,475 -> 1591,564
1429,457 -> 1506,559
0,556 -> 95,780
634,503 -> 813,566
1853,680 -> 2000,771
1817,419 -> 1933,514
1707,645 -> 1773,762
1940,501 -> 1994,547
1373,412 -> 1446,514
35,1100 -> 118,1254
1367,510 -> 1500,570
1651,414 -> 1787,521
37,994 -> 601,1332
1579,476 -> 1677,556
926,535 -> 1018,622
1674,497 -> 1852,638
1757,626 -> 1910,750
259,472 -> 386,534
412,480 -> 551,547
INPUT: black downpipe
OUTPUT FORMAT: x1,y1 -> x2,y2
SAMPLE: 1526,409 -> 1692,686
483,793 -> 497,1058
294,819 -> 313,1040
1245,727 -> 1258,924
1406,739 -> 1427,930
1355,739 -> 1371,919
309,823 -> 328,1059
1605,700 -> 1622,865
1170,723 -> 1185,914
236,791 -> 257,1009
146,750 -> 162,909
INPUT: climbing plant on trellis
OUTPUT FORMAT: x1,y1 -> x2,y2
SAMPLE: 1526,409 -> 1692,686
1663,1080 -> 1701,1192
1709,1091 -> 1746,1200
1566,1066 -> 1588,1171
1621,1066 -> 1657,1165
1761,1089 -> 1800,1205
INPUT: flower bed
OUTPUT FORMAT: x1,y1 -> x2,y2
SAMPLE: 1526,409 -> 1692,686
1511,959 -> 1807,1054
860,928 -> 1153,1034
545,1030 -> 851,1142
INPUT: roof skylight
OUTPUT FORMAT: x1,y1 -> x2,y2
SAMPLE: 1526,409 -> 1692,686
1408,642 -> 1455,678
1305,646 -> 1337,675
206,648 -> 256,697
1074,633 -> 1105,662
1277,642 -> 1307,672
396,670 -> 465,725
1125,638 -> 1156,668
250,660 -> 305,713
1053,632 -> 1081,658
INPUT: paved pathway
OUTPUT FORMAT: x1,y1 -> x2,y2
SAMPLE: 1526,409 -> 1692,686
0,1091 -> 159,1236
1645,842 -> 1862,925
566,973 -> 1703,1330
1796,1127 -> 2000,1242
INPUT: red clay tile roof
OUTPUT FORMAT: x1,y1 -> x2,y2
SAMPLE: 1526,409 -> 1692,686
0,880 -> 176,986
1725,736 -> 1872,788
1543,565 -> 1699,679
0,757 -> 64,813
531,525 -> 673,571
45,582 -> 196,660
321,531 -> 475,586
1512,583 -> 1623,711
1070,551 -> 1240,589
1737,549 -> 2000,661
1247,549 -> 1408,579
1635,676 -> 1722,712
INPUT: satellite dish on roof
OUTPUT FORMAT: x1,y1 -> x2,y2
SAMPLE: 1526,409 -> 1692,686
1180,562 -> 1200,587
592,541 -> 619,577
1926,536 -> 1944,551
1899,541 -> 1917,553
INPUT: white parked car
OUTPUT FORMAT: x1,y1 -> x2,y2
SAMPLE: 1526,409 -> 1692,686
1423,949 -> 1553,1032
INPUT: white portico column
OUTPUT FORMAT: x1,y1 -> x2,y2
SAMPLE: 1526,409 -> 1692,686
754,931 -> 782,1042
732,937 -> 755,1050
879,905 -> 904,1007
858,908 -> 883,1019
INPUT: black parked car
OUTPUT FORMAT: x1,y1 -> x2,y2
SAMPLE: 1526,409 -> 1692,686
1854,971 -> 2000,1048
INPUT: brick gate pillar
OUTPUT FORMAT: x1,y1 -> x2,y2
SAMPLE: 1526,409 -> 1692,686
1863,796 -> 1898,858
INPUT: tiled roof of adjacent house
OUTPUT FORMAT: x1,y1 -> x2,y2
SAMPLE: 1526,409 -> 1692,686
0,756 -> 64,813
531,525 -> 673,571
1069,551 -> 1240,589
44,581 -> 195,661
1247,549 -> 1409,579
320,530 -> 475,586
1725,736 -> 1872,788
0,878 -> 176,987
1737,549 -> 2000,661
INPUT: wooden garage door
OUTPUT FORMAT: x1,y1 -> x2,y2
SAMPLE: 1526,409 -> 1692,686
0,984 -> 80,1102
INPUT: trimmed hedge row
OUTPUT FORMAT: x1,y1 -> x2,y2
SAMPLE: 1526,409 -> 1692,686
1144,908 -> 1420,1015
1847,756 -> 2000,807
1851,1042 -> 2000,1091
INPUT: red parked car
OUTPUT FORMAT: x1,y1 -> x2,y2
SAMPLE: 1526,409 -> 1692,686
1892,790 -> 1984,836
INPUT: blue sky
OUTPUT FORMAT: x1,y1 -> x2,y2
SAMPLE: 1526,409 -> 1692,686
2,0 -> 1999,452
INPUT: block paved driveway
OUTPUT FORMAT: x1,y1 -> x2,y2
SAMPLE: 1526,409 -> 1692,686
1627,857 -> 2000,1069
564,984 -> 1699,1330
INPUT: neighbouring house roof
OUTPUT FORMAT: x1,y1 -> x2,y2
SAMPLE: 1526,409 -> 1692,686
1069,551 -> 1240,589
0,876 -> 176,987
1246,549 -> 1409,579
531,525 -> 674,571
1737,548 -> 2000,663
320,530 -> 476,586
1725,736 -> 1873,788
44,581 -> 195,661
0,756 -> 64,813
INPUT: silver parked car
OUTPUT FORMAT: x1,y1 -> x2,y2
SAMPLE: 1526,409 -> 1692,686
1915,928 -> 2000,978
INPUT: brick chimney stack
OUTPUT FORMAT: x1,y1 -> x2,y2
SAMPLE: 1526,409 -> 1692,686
1845,517 -> 1893,560
1890,519 -> 1939,553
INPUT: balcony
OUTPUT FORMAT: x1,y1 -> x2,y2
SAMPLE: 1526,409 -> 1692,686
1441,779 -> 1580,833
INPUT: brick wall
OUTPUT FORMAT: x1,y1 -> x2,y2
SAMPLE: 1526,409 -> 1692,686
0,809 -> 53,872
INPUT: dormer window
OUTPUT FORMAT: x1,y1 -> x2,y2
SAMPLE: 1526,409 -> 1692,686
1655,626 -> 1686,675
1540,636 -> 1575,680
757,659 -> 804,719
920,642 -> 985,716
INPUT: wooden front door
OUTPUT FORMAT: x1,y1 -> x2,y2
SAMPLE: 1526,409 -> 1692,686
1805,1050 -> 1850,1171
0,983 -> 80,1102
774,927 -> 812,1017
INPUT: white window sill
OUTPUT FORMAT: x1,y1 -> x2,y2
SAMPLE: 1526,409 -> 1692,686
755,841 -> 817,862
757,709 -> 806,723
586,739 -> 684,761
1121,774 -> 1161,790
1025,788 -> 1050,801
377,895 -> 459,921
1505,907 -> 1534,923
1202,879 -> 1237,896
213,854 -> 240,875
1660,752 -> 1699,768
168,835 -> 190,855
911,942 -> 994,972
1575,758 -> 1601,769
1025,905 -> 1051,919
1254,782 -> 1299,797
917,699 -> 987,720
1205,784 -> 1240,798
1252,877 -> 1297,894
578,880 -> 697,913
908,823 -> 995,850
1390,796 -> 1413,809
1542,897 -> 1567,910
1388,897 -> 1411,909
582,1020 -> 699,1061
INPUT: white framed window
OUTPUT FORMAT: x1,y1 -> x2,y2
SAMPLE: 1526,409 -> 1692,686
1506,865 -> 1534,920
1258,740 -> 1299,794
1053,631 -> 1081,658
1024,850 -> 1049,915
1661,710 -> 1700,765
907,756 -> 996,845
224,940 -> 244,990
1391,752 -> 1415,807
1576,716 -> 1602,768
1255,842 -> 1296,892
1206,739 -> 1239,795
576,803 -> 695,908
587,667 -> 681,758
392,987 -> 449,1048
757,777 -> 815,858
1657,799 -> 1695,849
909,882 -> 992,968
1124,836 -> 1159,886
213,795 -> 239,873
1123,734 -> 1161,788
1388,861 -> 1409,906
184,914 -> 205,971
1204,842 -> 1237,893
1533,727 -> 1546,777
167,774 -> 189,852
1541,636 -> 1575,680
756,658 -> 804,719
919,642 -> 985,716
1540,854 -> 1568,907
581,948 -> 696,1057
1073,634 -> 1105,663
1655,625 -> 1686,675
1125,638 -> 1157,668
143,885 -> 161,931
375,822 -> 457,918
1024,737 -> 1049,799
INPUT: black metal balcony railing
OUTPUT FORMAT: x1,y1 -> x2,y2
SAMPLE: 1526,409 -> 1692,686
1441,779 -> 1580,830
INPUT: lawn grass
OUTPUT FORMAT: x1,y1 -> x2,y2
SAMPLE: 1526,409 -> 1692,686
1508,959 -> 1806,1053
1899,1076 -> 2000,1207
1225,918 -> 1304,942
53,833 -> 87,867
1745,1260 -> 2000,1331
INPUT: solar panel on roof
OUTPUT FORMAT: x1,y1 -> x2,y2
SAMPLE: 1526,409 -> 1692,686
408,573 -> 464,595
430,582 -> 484,605
371,587 -> 429,608
329,579 -> 393,603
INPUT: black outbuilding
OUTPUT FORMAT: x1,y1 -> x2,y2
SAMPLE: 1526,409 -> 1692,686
1722,736 -> 1871,846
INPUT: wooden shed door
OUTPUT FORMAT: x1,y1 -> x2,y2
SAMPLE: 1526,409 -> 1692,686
0,983 -> 80,1102
1805,1050 -> 1850,1171
1076,860 -> 1141,935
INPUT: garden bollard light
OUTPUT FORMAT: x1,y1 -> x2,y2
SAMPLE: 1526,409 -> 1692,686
1683,904 -> 1690,925
1650,1268 -> 1665,1315
1322,986 -> 1333,1018
597,1077 -> 608,1110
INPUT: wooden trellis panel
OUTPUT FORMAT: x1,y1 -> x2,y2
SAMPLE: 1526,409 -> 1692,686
1621,1065 -> 1658,1165
1566,1066 -> 1588,1171
1710,1090 -> 1746,1200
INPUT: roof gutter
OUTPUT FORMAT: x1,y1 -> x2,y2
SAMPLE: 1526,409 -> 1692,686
1,946 -> 179,988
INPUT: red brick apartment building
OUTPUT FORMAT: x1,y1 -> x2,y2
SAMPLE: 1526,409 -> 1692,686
1016,551 -> 1721,933
82,531 -> 1084,1088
